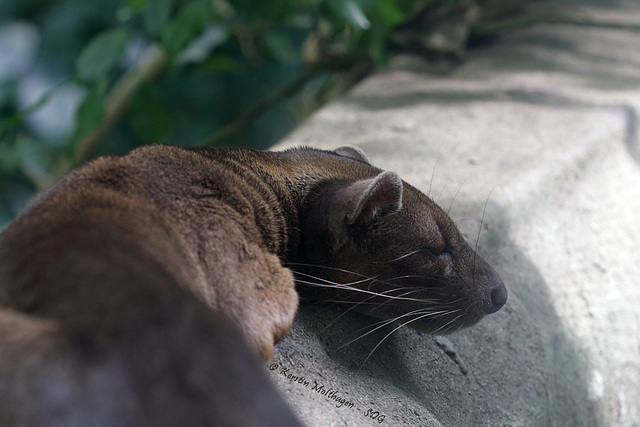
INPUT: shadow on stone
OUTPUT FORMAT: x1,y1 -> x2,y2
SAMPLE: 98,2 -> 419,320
292,200 -> 602,425
345,88 -> 640,168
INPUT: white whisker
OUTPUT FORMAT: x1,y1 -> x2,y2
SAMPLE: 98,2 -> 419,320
359,308 -> 463,366
293,270 -> 373,287
294,280 -> 440,304
285,262 -> 374,279
389,249 -> 429,262
332,308 -> 456,355
431,312 -> 466,335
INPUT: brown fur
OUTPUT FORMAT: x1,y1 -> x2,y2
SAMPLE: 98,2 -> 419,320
0,145 -> 506,426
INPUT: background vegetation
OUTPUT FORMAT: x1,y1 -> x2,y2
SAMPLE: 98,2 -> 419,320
0,0 -> 533,228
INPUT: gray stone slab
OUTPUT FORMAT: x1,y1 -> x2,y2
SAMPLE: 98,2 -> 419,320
268,2 -> 640,425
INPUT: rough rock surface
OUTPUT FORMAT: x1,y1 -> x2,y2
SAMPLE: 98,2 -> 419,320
267,0 -> 640,425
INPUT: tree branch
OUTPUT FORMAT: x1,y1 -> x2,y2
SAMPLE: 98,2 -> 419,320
53,43 -> 168,181
198,66 -> 321,148
198,53 -> 371,148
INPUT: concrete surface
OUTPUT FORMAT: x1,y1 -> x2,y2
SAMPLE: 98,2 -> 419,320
267,0 -> 640,425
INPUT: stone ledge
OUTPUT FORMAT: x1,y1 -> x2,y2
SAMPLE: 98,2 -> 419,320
270,2 -> 640,425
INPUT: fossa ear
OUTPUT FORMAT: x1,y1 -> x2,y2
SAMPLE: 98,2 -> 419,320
333,145 -> 371,164
325,171 -> 403,251
302,171 -> 403,259
340,171 -> 403,224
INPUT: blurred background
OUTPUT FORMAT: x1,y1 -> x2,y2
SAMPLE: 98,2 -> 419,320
0,0 -> 534,228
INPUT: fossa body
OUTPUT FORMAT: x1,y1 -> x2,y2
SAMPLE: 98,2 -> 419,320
0,145 -> 506,426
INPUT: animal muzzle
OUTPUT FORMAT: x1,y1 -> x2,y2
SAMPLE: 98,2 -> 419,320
487,283 -> 508,314
474,258 -> 508,315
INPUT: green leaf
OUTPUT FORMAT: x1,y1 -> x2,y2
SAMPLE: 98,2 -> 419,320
73,79 -> 108,142
327,0 -> 371,30
0,87 -> 57,143
201,55 -> 238,72
126,0 -> 149,11
128,85 -> 170,143
162,1 -> 212,57
176,24 -> 227,66
143,0 -> 173,37
366,2 -> 393,64
76,28 -> 128,83
372,0 -> 405,26
264,32 -> 298,64
0,141 -> 23,174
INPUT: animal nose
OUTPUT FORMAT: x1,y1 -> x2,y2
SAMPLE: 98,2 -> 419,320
473,257 -> 508,314
487,284 -> 508,314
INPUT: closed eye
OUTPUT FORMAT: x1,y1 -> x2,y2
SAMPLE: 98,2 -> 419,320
439,251 -> 454,265
390,247 -> 452,263
437,251 -> 454,276
426,247 -> 453,259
